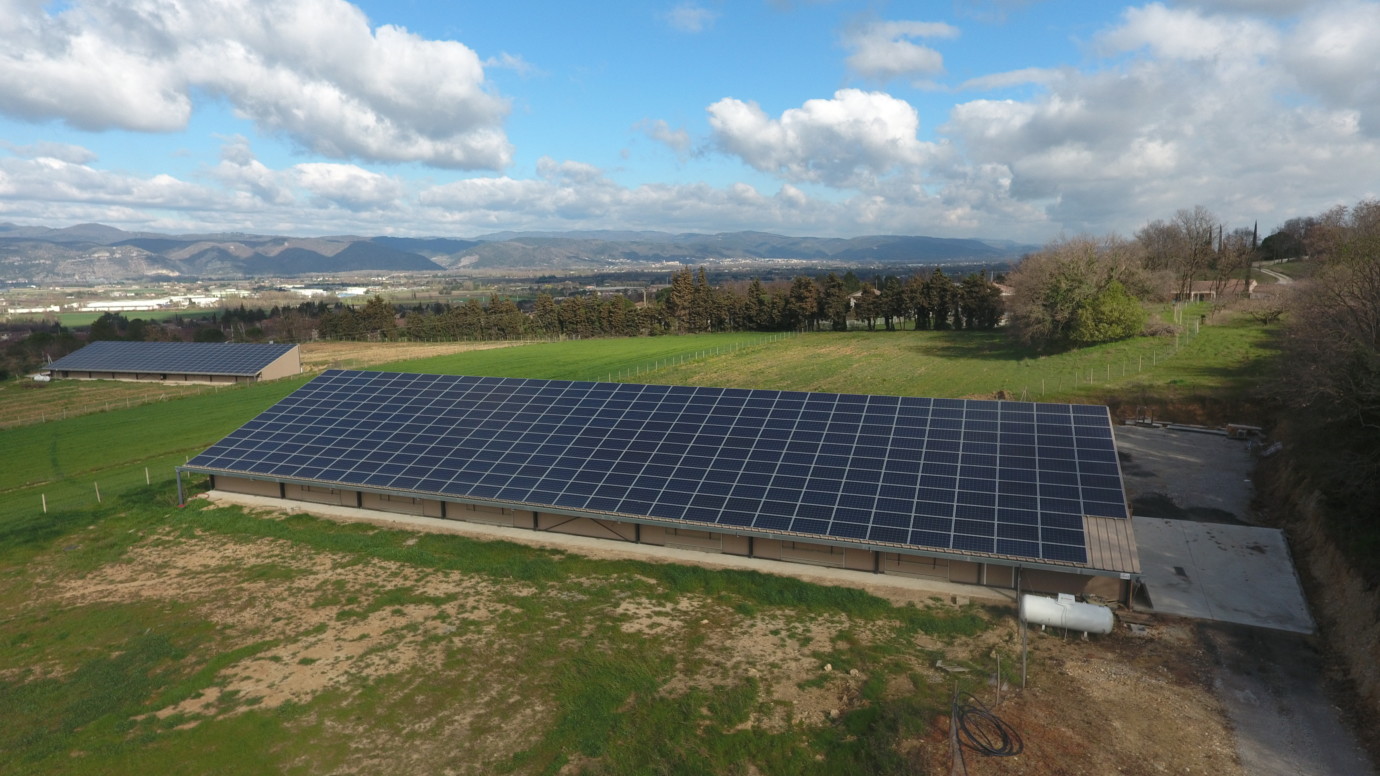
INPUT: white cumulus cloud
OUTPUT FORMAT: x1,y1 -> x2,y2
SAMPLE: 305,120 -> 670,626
638,119 -> 694,156
293,163 -> 405,211
842,20 -> 959,82
941,1 -> 1380,235
0,0 -> 512,169
708,89 -> 934,188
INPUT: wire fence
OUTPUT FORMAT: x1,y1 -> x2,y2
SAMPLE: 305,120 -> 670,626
2,454 -> 190,523
0,385 -> 228,432
602,332 -> 798,383
991,305 -> 1209,402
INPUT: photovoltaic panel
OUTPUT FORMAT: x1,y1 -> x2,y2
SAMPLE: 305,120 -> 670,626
45,341 -> 296,377
185,370 -> 1132,566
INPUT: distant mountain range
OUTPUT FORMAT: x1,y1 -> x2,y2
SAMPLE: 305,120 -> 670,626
0,223 -> 1034,282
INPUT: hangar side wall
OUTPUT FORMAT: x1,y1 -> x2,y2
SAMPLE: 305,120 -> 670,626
205,478 -> 1128,603
52,369 -> 253,384
260,347 -> 303,381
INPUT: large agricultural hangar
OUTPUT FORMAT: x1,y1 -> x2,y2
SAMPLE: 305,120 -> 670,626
178,370 -> 1141,602
43,341 -> 302,384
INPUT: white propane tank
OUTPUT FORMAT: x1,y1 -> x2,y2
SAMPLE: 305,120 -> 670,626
1020,593 -> 1114,635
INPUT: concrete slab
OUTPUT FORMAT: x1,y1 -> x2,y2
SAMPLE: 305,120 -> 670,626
1134,516 -> 1314,633
1115,425 -> 1256,522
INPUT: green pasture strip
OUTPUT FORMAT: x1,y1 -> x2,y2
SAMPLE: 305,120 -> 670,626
4,310 -> 222,327
641,312 -> 1270,406
3,315 -> 1276,502
376,331 -> 782,381
1262,260 -> 1316,280
0,450 -> 191,527
0,379 -> 214,430
0,377 -> 308,493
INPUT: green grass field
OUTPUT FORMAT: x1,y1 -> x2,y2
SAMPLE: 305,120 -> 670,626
1,313 -> 1276,520
0,315 -> 1281,774
4,309 -> 222,327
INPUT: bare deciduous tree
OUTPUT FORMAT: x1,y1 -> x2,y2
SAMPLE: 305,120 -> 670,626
1278,199 -> 1380,531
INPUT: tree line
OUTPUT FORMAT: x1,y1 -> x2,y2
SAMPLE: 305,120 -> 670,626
1271,199 -> 1380,565
318,268 -> 1006,341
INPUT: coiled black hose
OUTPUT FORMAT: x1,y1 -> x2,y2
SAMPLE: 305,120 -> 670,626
953,691 -> 1024,757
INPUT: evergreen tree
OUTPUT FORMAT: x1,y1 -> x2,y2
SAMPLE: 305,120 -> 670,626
854,282 -> 880,331
904,273 -> 931,330
959,271 -> 1005,330
785,276 -> 819,331
926,269 -> 956,330
745,278 -> 771,330
879,276 -> 905,331
819,272 -> 850,331
360,295 -> 397,340
666,268 -> 695,333
532,293 -> 559,337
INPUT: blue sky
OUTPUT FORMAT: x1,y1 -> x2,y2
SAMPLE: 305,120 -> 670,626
0,0 -> 1377,242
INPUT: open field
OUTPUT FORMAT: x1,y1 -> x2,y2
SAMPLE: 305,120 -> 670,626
0,318 -> 1288,773
1,316 -> 1276,519
0,489 -> 1246,776
3,310 -> 222,327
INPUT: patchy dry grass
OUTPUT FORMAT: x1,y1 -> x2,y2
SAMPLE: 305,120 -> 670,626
0,492 -> 1244,776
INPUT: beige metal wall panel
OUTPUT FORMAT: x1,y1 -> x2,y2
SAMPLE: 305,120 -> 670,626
362,492 -> 426,516
778,540 -> 847,568
284,483 -> 355,506
844,548 -> 875,572
259,347 -> 303,381
537,514 -> 638,541
455,503 -> 517,527
948,560 -> 981,584
662,527 -> 724,552
720,534 -> 750,557
216,476 -> 281,498
1021,569 -> 1102,597
984,564 -> 1015,588
880,553 -> 950,579
638,525 -> 666,546
749,538 -> 783,559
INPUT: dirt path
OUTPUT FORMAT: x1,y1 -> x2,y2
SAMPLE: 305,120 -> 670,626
1202,623 -> 1376,776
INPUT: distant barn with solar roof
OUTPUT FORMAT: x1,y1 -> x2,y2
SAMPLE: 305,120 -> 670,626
44,341 -> 301,384
179,370 -> 1140,602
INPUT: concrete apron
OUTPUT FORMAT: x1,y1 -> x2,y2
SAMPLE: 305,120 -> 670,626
1133,516 -> 1314,634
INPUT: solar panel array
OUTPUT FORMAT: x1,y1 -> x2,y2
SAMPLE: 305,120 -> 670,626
187,370 -> 1130,565
46,341 -> 296,377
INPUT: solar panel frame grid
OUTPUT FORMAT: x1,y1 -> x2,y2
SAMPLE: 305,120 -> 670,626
45,341 -> 296,377
186,370 -> 1132,566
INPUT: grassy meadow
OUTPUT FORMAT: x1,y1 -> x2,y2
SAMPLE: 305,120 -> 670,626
0,311 -> 1280,774
0,309 -> 1276,521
